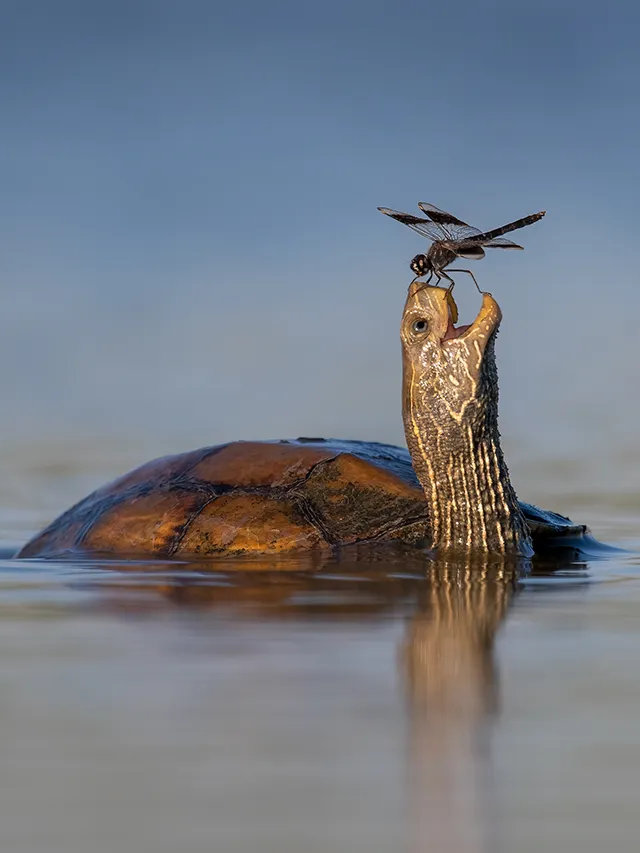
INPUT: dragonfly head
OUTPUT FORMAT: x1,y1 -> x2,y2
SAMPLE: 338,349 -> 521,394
410,253 -> 431,278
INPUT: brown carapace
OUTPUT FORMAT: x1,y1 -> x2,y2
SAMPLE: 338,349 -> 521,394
18,440 -> 431,558
18,438 -> 586,559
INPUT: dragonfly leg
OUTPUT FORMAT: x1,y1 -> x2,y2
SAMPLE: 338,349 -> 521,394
411,271 -> 439,297
410,272 -> 434,292
434,269 -> 456,293
411,271 -> 434,283
447,268 -> 483,294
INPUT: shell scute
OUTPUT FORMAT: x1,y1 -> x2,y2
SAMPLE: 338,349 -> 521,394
93,447 -> 217,498
185,441 -> 337,487
80,489 -> 207,555
296,453 -> 428,545
175,493 -> 326,555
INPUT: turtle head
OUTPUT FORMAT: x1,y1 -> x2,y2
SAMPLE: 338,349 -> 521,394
400,284 -> 531,556
401,283 -> 502,432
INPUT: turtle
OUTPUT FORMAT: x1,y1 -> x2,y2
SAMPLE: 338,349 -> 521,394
17,285 -> 593,560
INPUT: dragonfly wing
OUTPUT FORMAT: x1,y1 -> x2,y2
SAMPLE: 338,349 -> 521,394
455,245 -> 485,260
483,238 -> 524,249
418,202 -> 484,242
378,207 -> 448,242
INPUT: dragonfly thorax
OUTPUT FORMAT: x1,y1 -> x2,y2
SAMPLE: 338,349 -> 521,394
427,242 -> 457,272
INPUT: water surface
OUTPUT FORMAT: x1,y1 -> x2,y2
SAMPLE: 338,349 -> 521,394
1,444 -> 639,853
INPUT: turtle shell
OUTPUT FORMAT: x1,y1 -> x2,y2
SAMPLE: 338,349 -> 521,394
17,438 -> 591,559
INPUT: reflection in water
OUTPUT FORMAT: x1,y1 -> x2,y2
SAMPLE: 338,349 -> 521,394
63,549 -> 531,852
0,498 -> 636,853
402,558 -> 521,853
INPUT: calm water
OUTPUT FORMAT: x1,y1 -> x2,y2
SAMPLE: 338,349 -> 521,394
1,439 -> 640,853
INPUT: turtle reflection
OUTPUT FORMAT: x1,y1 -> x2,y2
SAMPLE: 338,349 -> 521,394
75,550 -> 528,852
401,557 -> 519,853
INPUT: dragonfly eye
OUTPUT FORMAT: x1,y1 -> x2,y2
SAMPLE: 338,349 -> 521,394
412,319 -> 428,335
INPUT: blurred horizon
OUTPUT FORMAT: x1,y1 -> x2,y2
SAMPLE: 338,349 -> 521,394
2,0 -> 640,540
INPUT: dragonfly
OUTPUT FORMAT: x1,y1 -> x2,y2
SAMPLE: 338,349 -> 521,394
378,202 -> 545,292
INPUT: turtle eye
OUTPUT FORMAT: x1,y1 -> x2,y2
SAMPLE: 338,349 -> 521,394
412,318 -> 428,335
